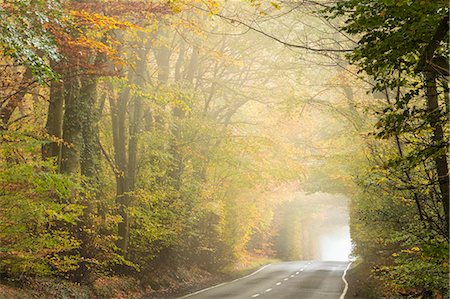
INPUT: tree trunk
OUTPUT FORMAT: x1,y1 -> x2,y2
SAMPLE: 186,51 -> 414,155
60,69 -> 82,174
0,68 -> 33,130
110,86 -> 130,256
80,77 -> 101,182
424,72 -> 449,232
68,73 -> 101,281
153,27 -> 171,84
127,63 -> 146,191
43,76 -> 64,163
184,45 -> 199,84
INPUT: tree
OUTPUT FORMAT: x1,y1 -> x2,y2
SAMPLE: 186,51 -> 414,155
327,0 -> 449,296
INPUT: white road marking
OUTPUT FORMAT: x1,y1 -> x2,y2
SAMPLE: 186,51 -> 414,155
300,269 -> 304,271
265,288 -> 272,292
276,282 -> 281,286
290,274 -> 294,277
339,262 -> 353,299
251,294 -> 260,298
284,278 -> 289,281
181,264 -> 272,298
295,271 -> 299,275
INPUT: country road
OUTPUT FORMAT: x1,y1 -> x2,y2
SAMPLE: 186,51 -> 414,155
181,261 -> 351,299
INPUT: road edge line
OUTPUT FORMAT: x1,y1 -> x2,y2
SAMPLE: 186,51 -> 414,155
339,261 -> 352,299
180,263 -> 272,298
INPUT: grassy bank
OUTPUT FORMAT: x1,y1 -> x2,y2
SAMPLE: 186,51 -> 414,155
0,255 -> 279,299
344,259 -> 382,299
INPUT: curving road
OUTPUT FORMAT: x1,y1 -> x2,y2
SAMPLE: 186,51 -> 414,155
181,261 -> 350,299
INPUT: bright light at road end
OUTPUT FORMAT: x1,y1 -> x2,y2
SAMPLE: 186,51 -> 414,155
319,225 -> 352,261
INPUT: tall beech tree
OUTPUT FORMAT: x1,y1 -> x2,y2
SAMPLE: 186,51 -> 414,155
108,34 -> 152,256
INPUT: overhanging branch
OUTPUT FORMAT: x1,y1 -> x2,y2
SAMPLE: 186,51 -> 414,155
191,5 -> 352,53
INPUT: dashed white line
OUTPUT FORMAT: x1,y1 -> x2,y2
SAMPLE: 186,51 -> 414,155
276,282 -> 281,286
300,269 -> 304,271
339,262 -> 352,299
283,278 -> 289,281
181,264 -> 272,298
251,294 -> 260,298
290,274 -> 294,277
265,288 -> 272,292
295,271 -> 299,275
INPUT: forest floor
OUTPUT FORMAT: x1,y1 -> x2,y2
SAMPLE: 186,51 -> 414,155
344,259 -> 383,299
0,255 -> 278,299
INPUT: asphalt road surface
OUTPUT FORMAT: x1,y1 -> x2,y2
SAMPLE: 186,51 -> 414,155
181,261 -> 351,299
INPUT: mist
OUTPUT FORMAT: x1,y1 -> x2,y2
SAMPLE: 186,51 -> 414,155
319,225 -> 351,262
